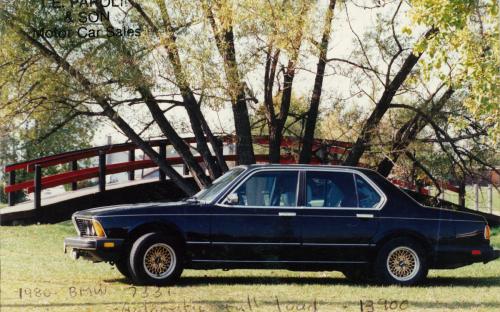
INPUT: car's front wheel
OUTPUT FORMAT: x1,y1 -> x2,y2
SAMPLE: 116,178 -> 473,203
127,232 -> 183,285
115,258 -> 130,279
374,238 -> 428,285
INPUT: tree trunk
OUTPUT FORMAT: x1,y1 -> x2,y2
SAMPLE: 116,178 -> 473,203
268,125 -> 281,163
269,61 -> 297,163
136,86 -> 212,187
343,28 -> 437,166
233,91 -> 256,164
299,0 -> 336,164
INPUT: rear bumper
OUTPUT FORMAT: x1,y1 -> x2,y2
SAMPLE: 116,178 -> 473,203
432,245 -> 500,269
482,248 -> 500,264
64,236 -> 124,263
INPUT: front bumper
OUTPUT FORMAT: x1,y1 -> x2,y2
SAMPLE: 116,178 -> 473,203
64,236 -> 124,263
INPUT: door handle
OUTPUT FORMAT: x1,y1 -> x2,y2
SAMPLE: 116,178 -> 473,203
279,212 -> 296,217
356,213 -> 374,219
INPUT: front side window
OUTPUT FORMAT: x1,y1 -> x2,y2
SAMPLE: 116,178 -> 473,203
305,171 -> 357,208
228,171 -> 298,207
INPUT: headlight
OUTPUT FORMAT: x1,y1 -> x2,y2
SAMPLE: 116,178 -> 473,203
75,218 -> 106,237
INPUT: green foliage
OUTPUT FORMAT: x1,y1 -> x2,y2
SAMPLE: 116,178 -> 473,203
409,0 -> 500,141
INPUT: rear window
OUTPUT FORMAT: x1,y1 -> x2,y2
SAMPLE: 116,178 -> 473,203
355,175 -> 382,208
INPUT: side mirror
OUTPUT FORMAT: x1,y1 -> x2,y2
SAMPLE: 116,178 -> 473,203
224,193 -> 239,205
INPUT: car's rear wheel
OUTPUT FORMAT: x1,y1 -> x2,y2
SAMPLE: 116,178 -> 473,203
374,238 -> 427,285
127,232 -> 183,285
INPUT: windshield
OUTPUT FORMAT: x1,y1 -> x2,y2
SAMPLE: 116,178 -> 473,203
194,167 -> 246,202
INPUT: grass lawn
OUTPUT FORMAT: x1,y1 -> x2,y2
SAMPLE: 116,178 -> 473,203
1,222 -> 499,312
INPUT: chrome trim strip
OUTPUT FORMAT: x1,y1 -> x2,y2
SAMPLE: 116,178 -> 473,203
212,242 -> 300,246
72,215 -> 80,237
456,231 -> 482,238
303,243 -> 375,247
377,217 -> 485,222
64,238 -> 97,251
356,213 -> 374,218
187,241 -> 374,247
66,246 -> 97,251
191,259 -> 369,264
97,214 -> 484,222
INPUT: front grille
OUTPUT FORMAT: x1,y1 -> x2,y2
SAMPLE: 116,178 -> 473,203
74,218 -> 95,236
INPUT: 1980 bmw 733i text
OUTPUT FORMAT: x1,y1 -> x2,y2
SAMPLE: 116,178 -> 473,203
64,165 -> 499,285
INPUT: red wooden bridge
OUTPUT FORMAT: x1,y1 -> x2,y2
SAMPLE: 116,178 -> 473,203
2,135 -> 463,224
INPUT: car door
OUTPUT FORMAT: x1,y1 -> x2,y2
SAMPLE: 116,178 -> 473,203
208,169 -> 301,262
299,170 -> 384,263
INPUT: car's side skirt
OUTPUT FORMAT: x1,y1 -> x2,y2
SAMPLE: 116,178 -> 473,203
190,259 -> 368,263
186,259 -> 370,271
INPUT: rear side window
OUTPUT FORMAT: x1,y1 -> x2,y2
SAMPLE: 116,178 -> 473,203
355,175 -> 382,208
305,171 -> 357,208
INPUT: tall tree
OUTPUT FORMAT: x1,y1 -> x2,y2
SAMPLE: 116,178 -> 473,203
203,0 -> 256,165
259,0 -> 309,162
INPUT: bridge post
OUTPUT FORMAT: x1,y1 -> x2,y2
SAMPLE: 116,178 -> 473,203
71,160 -> 78,191
8,170 -> 16,206
488,184 -> 493,214
458,180 -> 466,208
159,142 -> 166,182
99,151 -> 106,192
128,149 -> 135,181
34,164 -> 42,214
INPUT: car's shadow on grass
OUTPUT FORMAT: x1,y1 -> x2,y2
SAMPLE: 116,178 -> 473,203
104,274 -> 500,287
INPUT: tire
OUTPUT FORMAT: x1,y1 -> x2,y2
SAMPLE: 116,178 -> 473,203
115,258 -> 130,279
127,232 -> 183,285
342,268 -> 373,283
374,238 -> 427,285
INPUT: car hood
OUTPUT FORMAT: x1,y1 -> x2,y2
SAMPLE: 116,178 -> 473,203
73,200 -> 195,218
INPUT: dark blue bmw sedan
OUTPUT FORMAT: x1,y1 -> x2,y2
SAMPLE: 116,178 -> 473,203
64,164 -> 499,285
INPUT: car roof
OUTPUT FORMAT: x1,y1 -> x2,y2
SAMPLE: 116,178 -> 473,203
242,163 -> 378,175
